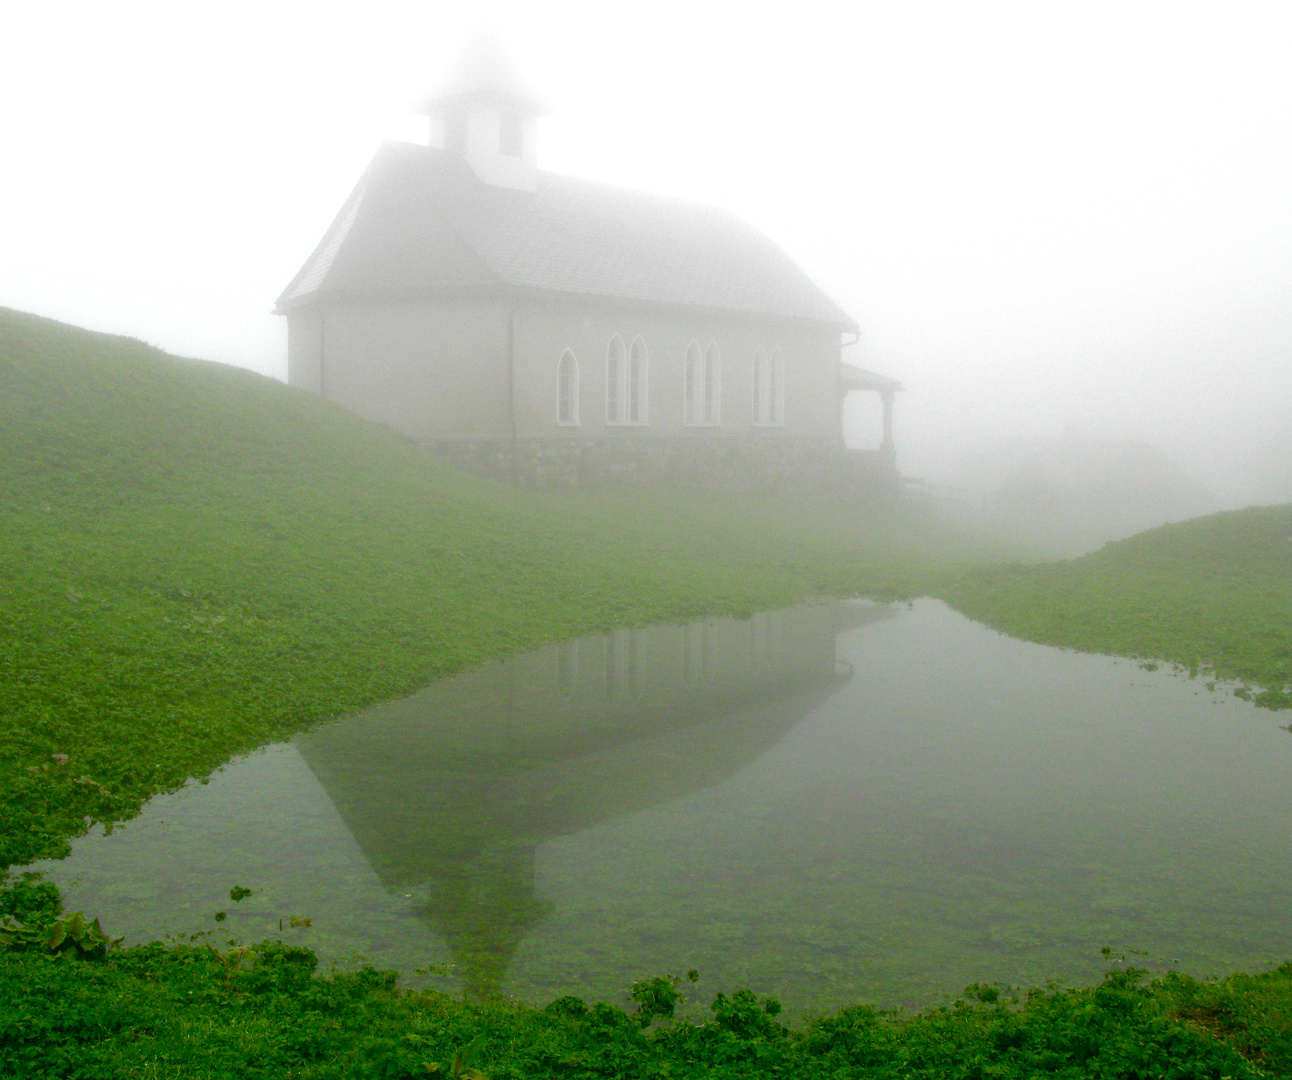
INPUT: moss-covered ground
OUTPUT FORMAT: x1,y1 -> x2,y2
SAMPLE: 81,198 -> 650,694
4,306 -> 1292,1076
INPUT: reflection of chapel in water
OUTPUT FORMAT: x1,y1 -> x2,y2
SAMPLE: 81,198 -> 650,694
296,601 -> 889,999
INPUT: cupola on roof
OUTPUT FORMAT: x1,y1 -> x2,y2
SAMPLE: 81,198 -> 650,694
276,36 -> 857,331
417,35 -> 544,191
417,33 -> 546,116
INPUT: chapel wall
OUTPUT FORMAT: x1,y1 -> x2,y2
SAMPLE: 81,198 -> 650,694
510,303 -> 841,440
294,300 -> 512,440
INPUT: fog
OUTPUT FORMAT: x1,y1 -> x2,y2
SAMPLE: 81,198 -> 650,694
4,0 -> 1290,518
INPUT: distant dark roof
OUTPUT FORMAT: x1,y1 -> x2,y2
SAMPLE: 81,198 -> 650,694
276,142 -> 857,331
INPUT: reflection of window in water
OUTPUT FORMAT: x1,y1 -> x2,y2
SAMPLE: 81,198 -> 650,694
556,640 -> 578,699
605,633 -> 616,698
749,611 -> 770,670
605,630 -> 639,702
624,632 -> 639,699
682,622 -> 710,684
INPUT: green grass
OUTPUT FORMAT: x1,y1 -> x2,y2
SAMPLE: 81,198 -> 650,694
940,506 -> 1292,710
2,891 -> 1287,1080
0,306 -> 984,869
6,306 -> 1292,1076
1,877 -> 1287,1078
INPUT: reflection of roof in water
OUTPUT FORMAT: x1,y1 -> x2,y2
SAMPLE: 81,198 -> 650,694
293,600 -> 891,999
296,601 -> 889,885
303,675 -> 845,886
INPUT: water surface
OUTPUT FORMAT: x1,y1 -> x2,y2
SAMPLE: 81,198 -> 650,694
17,599 -> 1292,1015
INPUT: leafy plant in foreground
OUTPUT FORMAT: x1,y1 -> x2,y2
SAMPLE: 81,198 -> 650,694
1,875 -> 121,959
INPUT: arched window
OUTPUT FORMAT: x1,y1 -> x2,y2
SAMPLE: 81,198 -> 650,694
684,341 -> 703,424
703,342 -> 721,424
628,336 -> 648,423
682,621 -> 710,684
753,347 -> 785,426
749,611 -> 772,669
605,629 -> 640,701
769,348 -> 785,425
557,349 -> 579,425
684,340 -> 721,425
752,347 -> 769,424
606,334 -> 627,423
607,334 -> 648,425
556,640 -> 578,699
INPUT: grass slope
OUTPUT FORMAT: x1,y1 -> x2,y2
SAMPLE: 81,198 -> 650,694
4,946 -> 1286,1079
941,506 -> 1292,710
3,882 -> 1288,1080
7,309 -> 1292,1075
0,307 -> 979,868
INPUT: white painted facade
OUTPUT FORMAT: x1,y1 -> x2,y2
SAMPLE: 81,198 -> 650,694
285,300 -> 841,445
278,41 -> 899,486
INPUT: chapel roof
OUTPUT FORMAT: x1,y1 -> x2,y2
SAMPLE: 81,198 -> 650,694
276,141 -> 858,332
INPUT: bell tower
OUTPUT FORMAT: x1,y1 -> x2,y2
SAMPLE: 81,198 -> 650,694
419,35 -> 544,192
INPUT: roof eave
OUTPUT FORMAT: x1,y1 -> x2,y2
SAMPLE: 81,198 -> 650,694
841,362 -> 903,394
276,282 -> 858,333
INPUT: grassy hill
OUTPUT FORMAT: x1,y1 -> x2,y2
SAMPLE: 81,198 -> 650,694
941,505 -> 1292,710
0,307 -> 981,868
6,308 -> 1292,1077
5,303 -> 1288,867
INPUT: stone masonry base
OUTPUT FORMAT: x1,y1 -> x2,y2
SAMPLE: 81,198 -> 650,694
419,434 -> 899,495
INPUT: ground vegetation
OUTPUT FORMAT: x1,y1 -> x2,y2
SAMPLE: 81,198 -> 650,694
4,307 -> 1292,1075
3,876 -> 1289,1080
0,307 -> 976,869
941,506 -> 1292,711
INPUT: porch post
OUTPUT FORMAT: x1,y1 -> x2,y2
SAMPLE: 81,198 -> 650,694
879,389 -> 895,463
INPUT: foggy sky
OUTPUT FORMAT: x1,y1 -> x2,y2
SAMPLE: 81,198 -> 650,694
3,0 -> 1290,504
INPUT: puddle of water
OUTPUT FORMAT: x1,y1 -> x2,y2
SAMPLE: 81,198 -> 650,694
14,599 -> 1292,1016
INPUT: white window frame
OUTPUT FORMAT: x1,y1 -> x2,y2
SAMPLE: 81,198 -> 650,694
556,639 -> 578,699
605,628 -> 640,701
684,341 -> 702,425
753,347 -> 786,427
704,342 -> 721,424
557,349 -> 580,426
607,333 -> 649,426
627,335 -> 649,424
769,347 -> 785,426
606,334 -> 626,424
682,621 -> 711,684
684,340 -> 722,426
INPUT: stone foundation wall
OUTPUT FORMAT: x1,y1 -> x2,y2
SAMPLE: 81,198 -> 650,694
420,435 -> 899,495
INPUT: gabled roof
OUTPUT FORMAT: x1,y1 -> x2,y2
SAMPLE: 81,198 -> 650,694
276,142 -> 858,332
